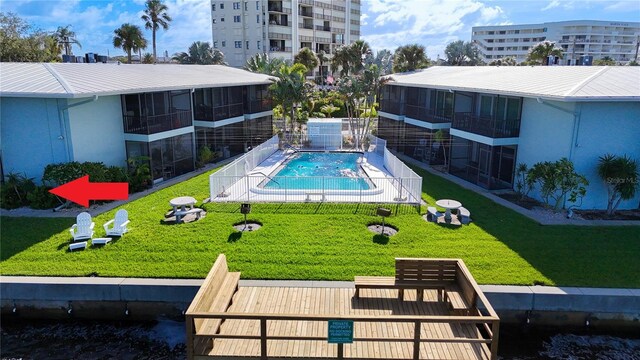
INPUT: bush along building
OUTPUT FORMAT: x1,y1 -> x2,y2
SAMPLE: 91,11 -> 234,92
377,66 -> 640,210
0,63 -> 273,187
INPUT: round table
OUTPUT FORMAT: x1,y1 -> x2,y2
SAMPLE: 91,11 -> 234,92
170,196 -> 197,212
435,199 -> 462,221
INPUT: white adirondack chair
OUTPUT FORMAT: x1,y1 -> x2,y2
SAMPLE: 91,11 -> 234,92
70,212 -> 95,241
103,209 -> 130,237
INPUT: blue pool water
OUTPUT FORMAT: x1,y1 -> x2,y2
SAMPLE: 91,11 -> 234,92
264,152 -> 370,190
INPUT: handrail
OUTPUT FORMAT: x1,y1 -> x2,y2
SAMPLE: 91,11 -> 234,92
247,171 -> 281,187
187,312 -> 498,322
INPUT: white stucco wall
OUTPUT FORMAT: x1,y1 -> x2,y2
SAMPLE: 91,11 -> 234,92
67,95 -> 126,167
516,98 -> 640,210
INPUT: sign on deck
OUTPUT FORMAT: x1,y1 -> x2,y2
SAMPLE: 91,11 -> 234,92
327,320 -> 354,344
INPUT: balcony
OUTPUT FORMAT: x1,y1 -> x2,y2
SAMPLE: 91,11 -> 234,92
299,9 -> 313,17
380,101 -> 403,115
315,25 -> 331,32
405,105 -> 452,123
123,110 -> 192,135
195,103 -> 244,122
452,113 -> 520,138
247,99 -> 273,114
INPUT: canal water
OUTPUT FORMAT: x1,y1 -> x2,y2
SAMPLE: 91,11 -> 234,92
2,320 -> 639,359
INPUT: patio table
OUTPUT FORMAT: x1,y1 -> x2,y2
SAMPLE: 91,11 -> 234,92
435,199 -> 462,222
170,196 -> 197,213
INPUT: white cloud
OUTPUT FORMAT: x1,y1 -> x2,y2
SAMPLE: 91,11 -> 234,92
604,0 -> 640,12
361,13 -> 369,26
362,0 -> 509,58
541,0 -> 561,11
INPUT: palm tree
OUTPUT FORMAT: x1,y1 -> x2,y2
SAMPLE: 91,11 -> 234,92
53,25 -> 81,56
597,154 -> 639,215
331,40 -> 371,77
593,56 -> 616,66
113,23 -> 147,63
172,41 -> 226,65
316,50 -> 328,85
142,52 -> 154,64
444,40 -> 482,66
141,0 -> 172,63
294,47 -> 318,75
392,44 -> 430,73
269,63 -> 309,139
244,53 -> 284,74
527,40 -> 563,65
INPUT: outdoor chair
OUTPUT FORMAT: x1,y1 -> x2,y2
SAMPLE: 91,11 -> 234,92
426,206 -> 442,222
103,209 -> 130,237
70,212 -> 95,241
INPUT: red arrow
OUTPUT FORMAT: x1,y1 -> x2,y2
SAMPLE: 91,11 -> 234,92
49,175 -> 129,207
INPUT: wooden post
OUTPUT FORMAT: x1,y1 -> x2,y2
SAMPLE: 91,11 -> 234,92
260,318 -> 268,359
490,319 -> 500,360
413,320 -> 421,360
185,315 -> 194,360
337,343 -> 344,359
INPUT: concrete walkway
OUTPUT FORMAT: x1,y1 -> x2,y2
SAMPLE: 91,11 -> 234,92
397,153 -> 640,227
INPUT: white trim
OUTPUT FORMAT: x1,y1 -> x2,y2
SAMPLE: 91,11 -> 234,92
123,126 -> 194,142
244,110 -> 273,120
404,117 -> 451,130
194,116 -> 245,129
450,128 -> 519,146
378,111 -> 404,121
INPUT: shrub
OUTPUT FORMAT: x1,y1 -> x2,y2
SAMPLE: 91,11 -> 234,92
0,173 -> 36,209
527,158 -> 588,211
597,154 -> 639,215
196,146 -> 215,169
127,156 -> 152,193
27,185 -> 61,209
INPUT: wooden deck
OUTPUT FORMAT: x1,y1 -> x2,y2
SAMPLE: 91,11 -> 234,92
196,287 -> 491,360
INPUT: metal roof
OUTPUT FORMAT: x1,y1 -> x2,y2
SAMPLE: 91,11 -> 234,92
0,63 -> 272,98
389,66 -> 640,102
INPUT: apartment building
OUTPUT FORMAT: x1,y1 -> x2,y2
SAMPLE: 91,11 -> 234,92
0,63 -> 273,185
211,0 -> 361,71
472,20 -> 640,65
377,66 -> 640,210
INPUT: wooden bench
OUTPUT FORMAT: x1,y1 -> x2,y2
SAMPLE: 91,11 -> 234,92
445,265 -> 477,315
185,254 -> 240,358
354,258 -> 457,301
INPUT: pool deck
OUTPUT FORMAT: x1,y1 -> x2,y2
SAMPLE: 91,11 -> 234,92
212,150 -> 418,204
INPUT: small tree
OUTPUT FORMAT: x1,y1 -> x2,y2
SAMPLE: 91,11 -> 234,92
527,158 -> 588,211
515,163 -> 533,200
597,154 -> 639,215
593,56 -> 616,66
434,129 -> 448,167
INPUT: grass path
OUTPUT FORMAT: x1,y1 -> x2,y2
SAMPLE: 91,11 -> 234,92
1,167 -> 638,287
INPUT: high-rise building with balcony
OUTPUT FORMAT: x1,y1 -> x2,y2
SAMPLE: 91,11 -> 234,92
210,0 -> 361,72
472,20 -> 640,65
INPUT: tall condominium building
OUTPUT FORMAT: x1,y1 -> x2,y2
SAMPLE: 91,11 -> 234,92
472,20 -> 640,65
211,0 -> 361,70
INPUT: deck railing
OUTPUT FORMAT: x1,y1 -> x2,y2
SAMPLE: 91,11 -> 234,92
123,110 -> 192,135
452,112 -> 520,138
404,105 -> 452,123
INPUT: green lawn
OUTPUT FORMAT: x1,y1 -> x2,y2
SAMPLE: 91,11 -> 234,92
1,167 -> 639,288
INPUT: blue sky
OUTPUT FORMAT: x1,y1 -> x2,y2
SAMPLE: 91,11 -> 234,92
2,0 -> 639,59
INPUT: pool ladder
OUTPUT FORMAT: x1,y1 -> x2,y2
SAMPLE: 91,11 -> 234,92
248,171 -> 281,188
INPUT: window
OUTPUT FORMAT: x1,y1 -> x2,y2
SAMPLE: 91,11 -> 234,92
212,4 -> 215,11
220,3 -> 224,9
214,41 -> 218,48
257,14 -> 260,23
246,41 -> 249,49
233,2 -> 240,10
221,17 -> 225,22
222,41 -> 226,47
244,2 -> 248,11
212,18 -> 216,24
235,41 -> 242,48
257,40 -> 260,49
234,15 -> 241,22
256,1 -> 259,10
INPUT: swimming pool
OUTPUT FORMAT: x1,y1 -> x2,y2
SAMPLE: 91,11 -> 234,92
264,152 -> 370,190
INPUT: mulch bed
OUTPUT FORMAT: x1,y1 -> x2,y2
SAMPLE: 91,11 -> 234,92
575,210 -> 640,221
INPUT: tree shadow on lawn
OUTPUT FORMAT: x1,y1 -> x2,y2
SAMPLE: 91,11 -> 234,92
415,167 -> 640,287
203,202 -> 420,216
1,217 -> 75,261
